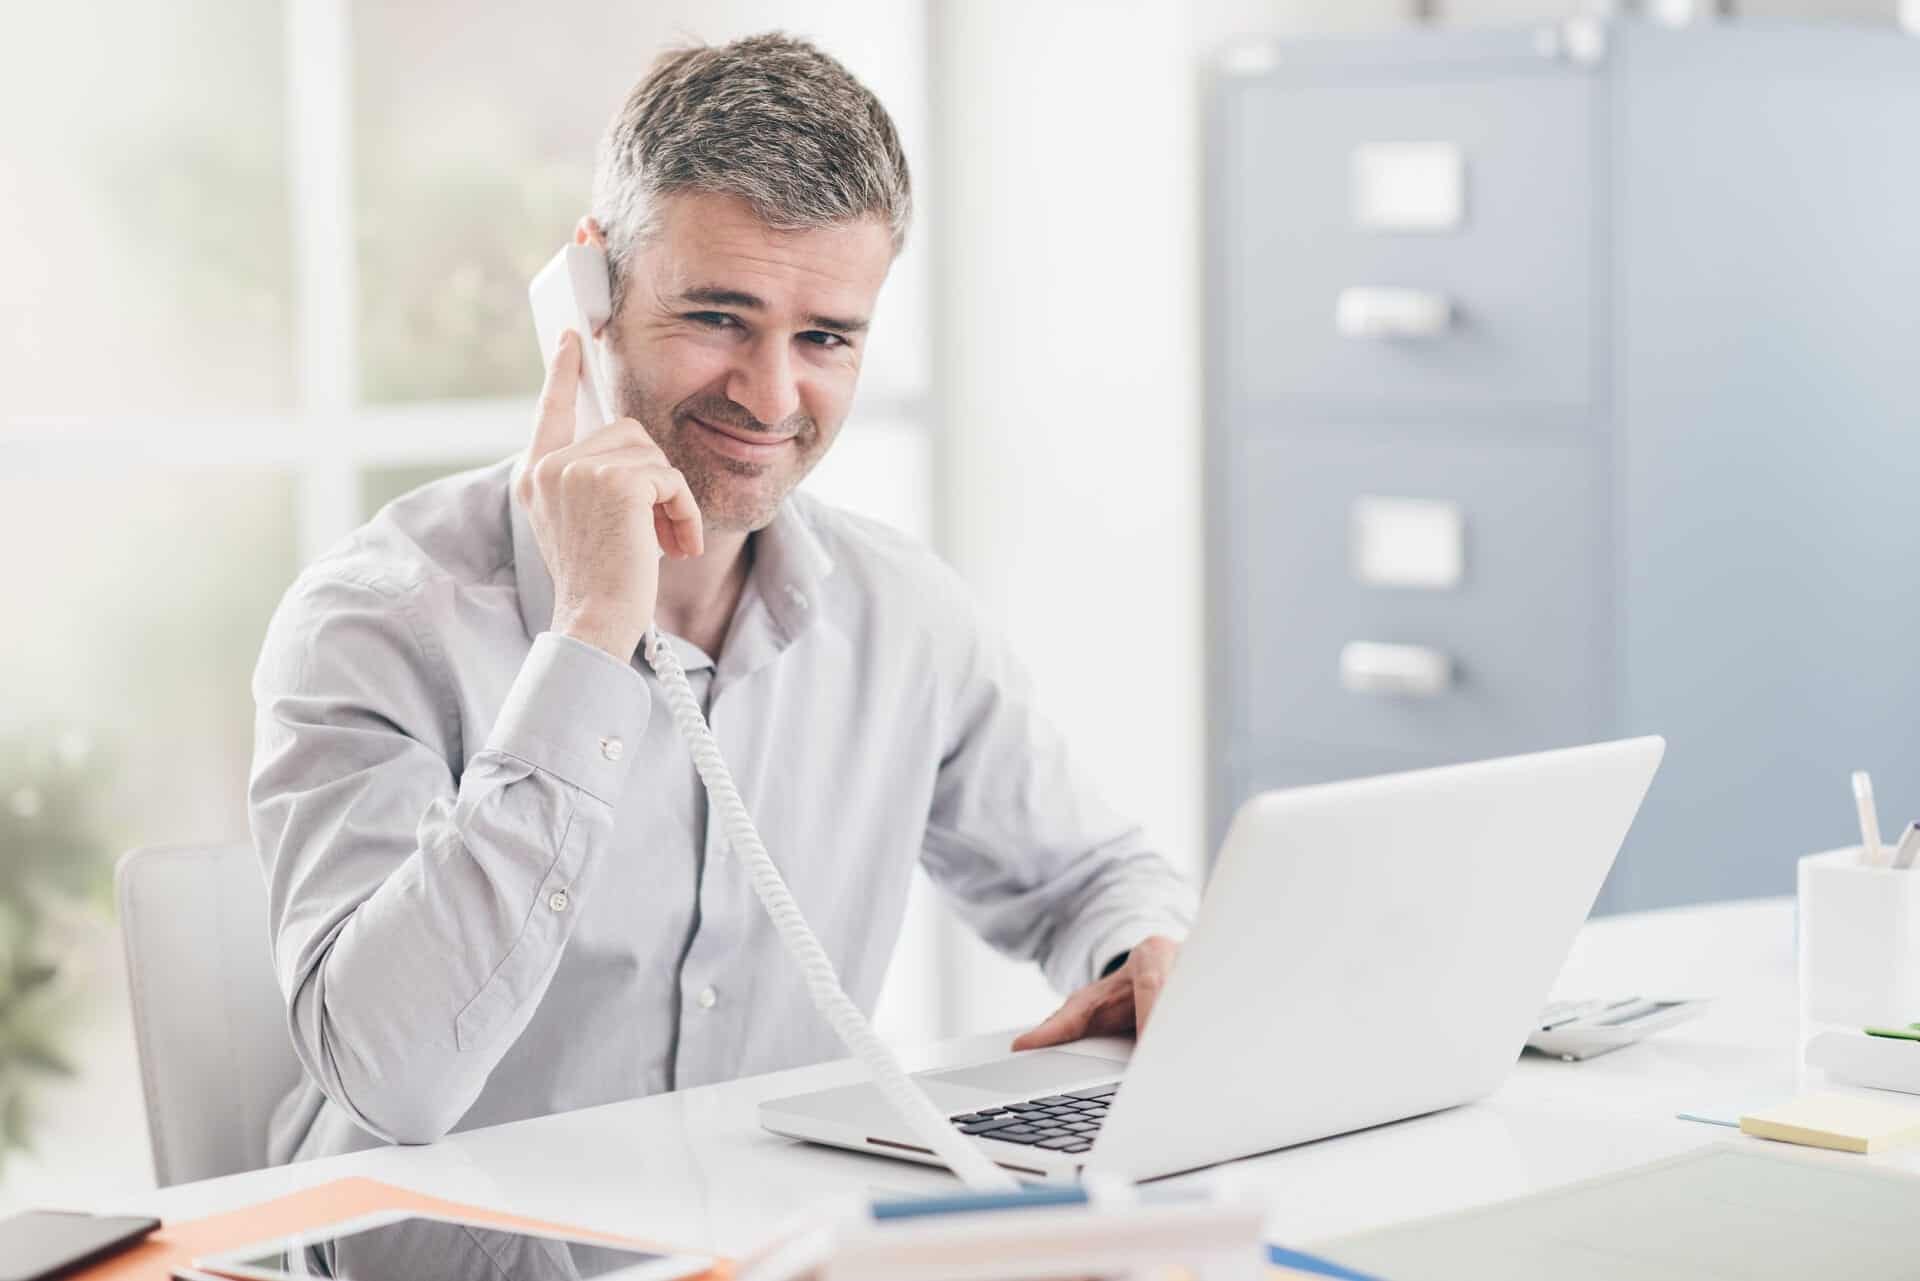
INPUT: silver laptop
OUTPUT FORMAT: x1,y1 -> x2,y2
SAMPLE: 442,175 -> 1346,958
759,737 -> 1664,1182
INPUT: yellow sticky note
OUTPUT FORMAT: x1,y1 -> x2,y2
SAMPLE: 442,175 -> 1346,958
1740,1092 -> 1920,1154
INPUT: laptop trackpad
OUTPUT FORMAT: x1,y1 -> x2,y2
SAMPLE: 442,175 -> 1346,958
921,1050 -> 1119,1097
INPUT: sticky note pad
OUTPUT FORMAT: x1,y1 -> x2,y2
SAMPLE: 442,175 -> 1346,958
1739,1092 -> 1920,1154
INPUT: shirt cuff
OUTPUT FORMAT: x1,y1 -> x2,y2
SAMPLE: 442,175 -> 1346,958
1089,919 -> 1187,988
487,631 -> 651,804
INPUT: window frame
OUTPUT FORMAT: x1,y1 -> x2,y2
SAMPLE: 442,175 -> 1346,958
1,0 -> 930,564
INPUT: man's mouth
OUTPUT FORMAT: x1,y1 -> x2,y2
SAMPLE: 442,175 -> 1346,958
688,415 -> 797,465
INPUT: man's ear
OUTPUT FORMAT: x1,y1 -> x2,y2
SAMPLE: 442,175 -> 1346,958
573,216 -> 607,248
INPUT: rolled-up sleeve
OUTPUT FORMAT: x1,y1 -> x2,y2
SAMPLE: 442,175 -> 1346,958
248,568 -> 648,1145
917,596 -> 1197,994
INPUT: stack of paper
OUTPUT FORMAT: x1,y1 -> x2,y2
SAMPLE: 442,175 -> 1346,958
1739,1091 -> 1920,1153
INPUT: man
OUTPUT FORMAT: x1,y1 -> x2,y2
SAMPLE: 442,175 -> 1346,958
249,32 -> 1195,1164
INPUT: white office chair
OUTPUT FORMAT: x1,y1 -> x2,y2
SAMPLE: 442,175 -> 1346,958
116,842 -> 303,1186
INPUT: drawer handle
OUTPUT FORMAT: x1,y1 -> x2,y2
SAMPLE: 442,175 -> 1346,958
1334,287 -> 1454,339
1339,641 -> 1453,697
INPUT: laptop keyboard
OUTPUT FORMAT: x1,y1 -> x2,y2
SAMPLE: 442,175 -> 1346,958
948,1081 -> 1118,1154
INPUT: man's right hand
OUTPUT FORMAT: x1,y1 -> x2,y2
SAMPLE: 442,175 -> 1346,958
515,329 -> 704,662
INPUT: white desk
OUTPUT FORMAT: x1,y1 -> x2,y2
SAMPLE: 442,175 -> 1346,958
102,897 -> 1896,1256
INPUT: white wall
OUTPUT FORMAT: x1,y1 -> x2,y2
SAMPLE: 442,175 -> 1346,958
918,0 -> 1458,1036
927,0 -> 1209,1032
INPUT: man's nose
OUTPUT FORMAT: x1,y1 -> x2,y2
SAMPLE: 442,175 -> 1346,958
726,337 -> 802,430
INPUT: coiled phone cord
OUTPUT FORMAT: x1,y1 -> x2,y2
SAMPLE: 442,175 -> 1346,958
642,627 -> 1020,1192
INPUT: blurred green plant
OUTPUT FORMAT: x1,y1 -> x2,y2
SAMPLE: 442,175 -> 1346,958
0,729 -> 113,1168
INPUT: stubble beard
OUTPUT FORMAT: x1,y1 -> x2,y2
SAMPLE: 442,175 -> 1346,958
617,375 -> 825,535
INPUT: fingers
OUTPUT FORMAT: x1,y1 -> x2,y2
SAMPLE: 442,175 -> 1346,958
1130,956 -> 1170,1037
529,329 -> 584,464
566,454 -> 704,560
567,416 -> 663,459
1127,937 -> 1180,1038
1010,974 -> 1134,1052
522,415 -> 704,559
1011,995 -> 1091,1052
646,464 -> 704,559
1010,940 -> 1183,1052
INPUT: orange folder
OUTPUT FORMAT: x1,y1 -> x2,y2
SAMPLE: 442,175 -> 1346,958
72,1176 -> 728,1280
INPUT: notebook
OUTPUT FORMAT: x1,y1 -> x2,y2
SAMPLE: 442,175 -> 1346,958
1300,1143 -> 1920,1281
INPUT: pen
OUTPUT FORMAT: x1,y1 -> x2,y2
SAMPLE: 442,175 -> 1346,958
1854,771 -> 1885,866
1268,1243 -> 1390,1280
1893,822 -> 1920,872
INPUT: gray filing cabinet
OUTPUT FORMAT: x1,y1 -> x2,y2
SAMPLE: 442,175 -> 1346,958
1208,19 -> 1920,913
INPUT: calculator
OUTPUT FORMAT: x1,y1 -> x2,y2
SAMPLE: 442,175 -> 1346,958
1525,997 -> 1709,1061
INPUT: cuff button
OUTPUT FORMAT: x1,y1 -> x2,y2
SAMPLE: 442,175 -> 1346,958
548,890 -> 570,912
599,735 -> 624,762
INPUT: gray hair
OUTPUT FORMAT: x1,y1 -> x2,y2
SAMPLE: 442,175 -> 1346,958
592,32 -> 912,311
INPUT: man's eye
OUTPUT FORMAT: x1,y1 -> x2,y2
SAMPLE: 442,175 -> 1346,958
800,331 -> 847,348
688,312 -> 739,329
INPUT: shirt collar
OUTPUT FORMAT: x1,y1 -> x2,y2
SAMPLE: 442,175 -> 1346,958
748,494 -> 836,645
510,471 -> 835,664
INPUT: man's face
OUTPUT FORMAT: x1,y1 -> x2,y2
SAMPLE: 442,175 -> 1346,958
597,191 -> 895,534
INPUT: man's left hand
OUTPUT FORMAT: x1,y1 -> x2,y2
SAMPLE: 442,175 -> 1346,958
1010,935 -> 1181,1051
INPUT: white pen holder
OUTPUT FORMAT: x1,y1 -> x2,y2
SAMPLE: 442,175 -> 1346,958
1798,846 -> 1920,1029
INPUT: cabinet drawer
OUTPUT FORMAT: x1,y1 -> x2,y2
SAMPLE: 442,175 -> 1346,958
1219,71 -> 1596,412
1224,433 -> 1606,759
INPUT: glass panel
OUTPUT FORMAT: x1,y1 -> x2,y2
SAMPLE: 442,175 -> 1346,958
0,461 -> 297,1202
351,0 -> 928,405
360,460 -> 498,520
0,463 -> 300,852
0,1 -> 293,416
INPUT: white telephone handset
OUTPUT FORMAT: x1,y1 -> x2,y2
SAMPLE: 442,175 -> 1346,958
527,246 -> 1017,1192
529,244 -> 618,440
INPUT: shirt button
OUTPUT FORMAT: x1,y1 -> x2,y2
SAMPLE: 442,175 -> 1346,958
785,584 -> 808,611
548,890 -> 570,912
696,986 -> 718,1010
599,736 -> 624,762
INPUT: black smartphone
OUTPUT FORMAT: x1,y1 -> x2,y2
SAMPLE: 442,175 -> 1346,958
0,1210 -> 161,1281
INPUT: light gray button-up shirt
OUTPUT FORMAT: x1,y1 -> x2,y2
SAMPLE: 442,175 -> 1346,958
249,457 -> 1195,1164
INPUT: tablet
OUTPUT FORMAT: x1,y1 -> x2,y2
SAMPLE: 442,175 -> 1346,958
194,1210 -> 710,1281
0,1210 -> 160,1281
